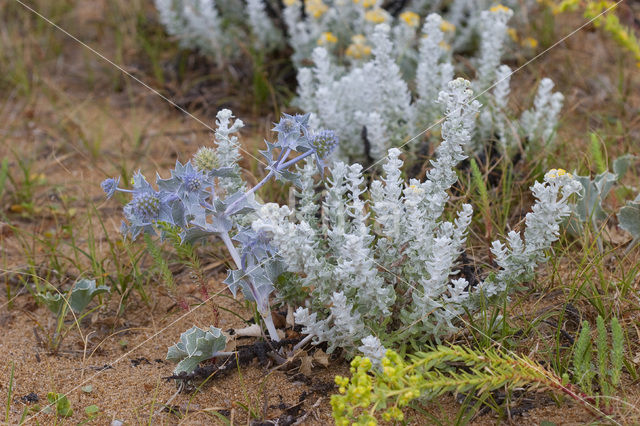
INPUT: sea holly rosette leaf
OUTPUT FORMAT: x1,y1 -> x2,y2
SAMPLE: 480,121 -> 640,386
166,325 -> 227,374
38,292 -> 65,316
37,279 -> 109,315
68,279 -> 110,314
618,196 -> 640,251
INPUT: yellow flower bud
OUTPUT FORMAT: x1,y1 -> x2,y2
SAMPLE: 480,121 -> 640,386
490,4 -> 511,13
365,8 -> 387,23
440,20 -> 455,32
318,31 -> 338,45
522,37 -> 538,48
399,11 -> 419,27
305,0 -> 328,18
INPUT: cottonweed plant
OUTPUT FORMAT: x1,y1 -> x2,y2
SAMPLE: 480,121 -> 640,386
331,345 -> 601,425
154,0 -> 536,67
253,78 -> 582,364
297,10 -> 563,162
101,109 -> 338,343
153,0 -> 284,64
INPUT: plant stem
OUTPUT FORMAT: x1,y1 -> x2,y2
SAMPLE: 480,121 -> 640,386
279,149 -> 313,169
220,230 -> 242,269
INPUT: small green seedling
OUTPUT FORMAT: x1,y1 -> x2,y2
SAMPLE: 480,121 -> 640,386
36,278 -> 110,352
46,392 -> 73,418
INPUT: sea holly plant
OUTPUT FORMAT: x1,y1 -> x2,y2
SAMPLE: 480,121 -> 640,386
253,78 -> 582,363
36,278 -> 110,352
166,325 -> 229,374
566,154 -> 637,251
101,109 -> 338,342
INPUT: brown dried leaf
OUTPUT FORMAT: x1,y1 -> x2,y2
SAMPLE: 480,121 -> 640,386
312,349 -> 329,368
300,355 -> 313,376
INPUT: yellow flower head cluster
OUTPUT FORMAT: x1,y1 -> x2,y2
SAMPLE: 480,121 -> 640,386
364,8 -> 388,24
283,0 -> 299,6
440,20 -> 455,32
305,0 -> 328,18
545,168 -> 573,179
317,31 -> 338,45
354,0 -> 377,7
399,11 -> 419,27
521,37 -> 539,49
345,34 -> 372,58
507,28 -> 519,42
406,184 -> 425,196
490,4 -> 512,13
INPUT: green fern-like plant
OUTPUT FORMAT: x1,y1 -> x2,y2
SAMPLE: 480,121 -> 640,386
573,320 -> 594,395
332,345 -> 595,425
144,232 -> 176,291
571,316 -> 626,408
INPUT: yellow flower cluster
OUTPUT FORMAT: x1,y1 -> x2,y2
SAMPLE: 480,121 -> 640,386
522,36 -> 539,48
283,0 -> 298,6
364,8 -> 387,24
317,31 -> 338,45
440,20 -> 455,32
345,34 -> 372,59
353,0 -> 377,7
399,11 -> 419,27
545,168 -> 573,179
506,28 -> 538,49
305,0 -> 328,18
490,4 -> 512,13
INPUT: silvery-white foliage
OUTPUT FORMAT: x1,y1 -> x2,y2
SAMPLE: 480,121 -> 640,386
481,169 -> 582,297
297,12 -> 564,163
474,6 -> 513,92
520,78 -> 565,154
153,0 -> 284,63
358,335 -> 387,368
254,79 -> 580,357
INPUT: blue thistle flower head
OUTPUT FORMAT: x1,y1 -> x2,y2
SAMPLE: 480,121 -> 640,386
311,130 -> 338,159
272,113 -> 311,150
120,171 -> 178,239
101,177 -> 120,199
126,191 -> 161,223
157,161 -> 209,199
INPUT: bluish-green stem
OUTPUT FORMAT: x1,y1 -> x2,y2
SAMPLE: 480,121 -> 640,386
223,147 -> 309,216
217,148 -> 309,343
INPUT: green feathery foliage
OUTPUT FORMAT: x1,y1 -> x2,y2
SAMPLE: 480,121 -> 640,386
596,315 -> 609,397
610,317 -> 624,387
571,315 -> 626,407
144,233 -> 176,291
573,320 -> 594,394
332,345 -> 574,425
589,133 -> 607,174
160,224 -> 208,292
470,157 -> 492,236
